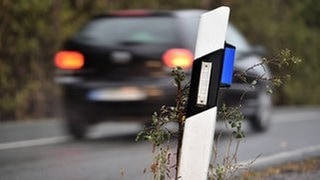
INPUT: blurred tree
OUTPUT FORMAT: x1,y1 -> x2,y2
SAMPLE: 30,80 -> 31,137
229,0 -> 320,105
298,0 -> 320,28
0,0 -> 109,120
0,0 -> 58,120
0,0 -> 319,121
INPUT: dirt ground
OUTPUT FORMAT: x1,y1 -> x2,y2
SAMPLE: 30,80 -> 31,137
240,157 -> 320,179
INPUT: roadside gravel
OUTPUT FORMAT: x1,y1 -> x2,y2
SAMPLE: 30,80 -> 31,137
242,157 -> 320,180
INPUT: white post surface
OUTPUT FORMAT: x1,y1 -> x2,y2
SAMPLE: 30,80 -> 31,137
194,7 -> 230,59
178,6 -> 230,180
178,107 -> 217,179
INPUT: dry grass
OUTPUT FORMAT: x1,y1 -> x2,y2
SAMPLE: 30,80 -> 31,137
240,157 -> 320,179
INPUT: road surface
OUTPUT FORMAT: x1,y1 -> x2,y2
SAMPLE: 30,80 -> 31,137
0,106 -> 319,180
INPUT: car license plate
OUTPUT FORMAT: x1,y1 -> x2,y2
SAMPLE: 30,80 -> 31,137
87,87 -> 147,101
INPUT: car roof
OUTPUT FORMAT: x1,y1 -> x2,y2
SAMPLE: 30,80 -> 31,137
79,9 -> 252,53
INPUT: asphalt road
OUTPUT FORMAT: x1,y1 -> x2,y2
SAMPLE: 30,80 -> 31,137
0,106 -> 319,180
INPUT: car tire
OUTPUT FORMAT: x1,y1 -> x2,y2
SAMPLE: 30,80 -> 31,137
64,104 -> 89,139
249,90 -> 272,132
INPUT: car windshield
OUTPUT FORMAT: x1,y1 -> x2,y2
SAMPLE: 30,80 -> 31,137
226,24 -> 251,53
74,16 -> 179,46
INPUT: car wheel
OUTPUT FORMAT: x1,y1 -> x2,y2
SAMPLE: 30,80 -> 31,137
249,91 -> 272,132
64,104 -> 89,139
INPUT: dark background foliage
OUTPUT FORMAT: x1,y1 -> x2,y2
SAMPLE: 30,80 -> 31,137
0,0 -> 319,121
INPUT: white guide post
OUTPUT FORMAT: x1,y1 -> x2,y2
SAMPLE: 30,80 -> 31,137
178,6 -> 230,180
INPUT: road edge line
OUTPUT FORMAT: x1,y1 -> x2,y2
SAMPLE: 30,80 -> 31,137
0,136 -> 69,151
240,144 -> 320,171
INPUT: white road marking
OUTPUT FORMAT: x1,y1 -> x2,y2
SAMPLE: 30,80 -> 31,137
240,144 -> 320,170
0,122 -> 143,151
0,136 -> 69,151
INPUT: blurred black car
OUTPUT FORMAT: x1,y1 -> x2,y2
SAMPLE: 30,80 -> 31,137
54,10 -> 272,139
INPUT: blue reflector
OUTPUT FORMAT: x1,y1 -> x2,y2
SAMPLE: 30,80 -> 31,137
221,44 -> 236,87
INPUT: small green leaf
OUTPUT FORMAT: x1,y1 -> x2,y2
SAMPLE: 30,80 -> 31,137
251,80 -> 257,85
267,89 -> 273,94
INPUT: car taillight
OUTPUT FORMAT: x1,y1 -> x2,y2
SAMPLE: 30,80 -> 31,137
54,51 -> 84,70
162,49 -> 193,69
